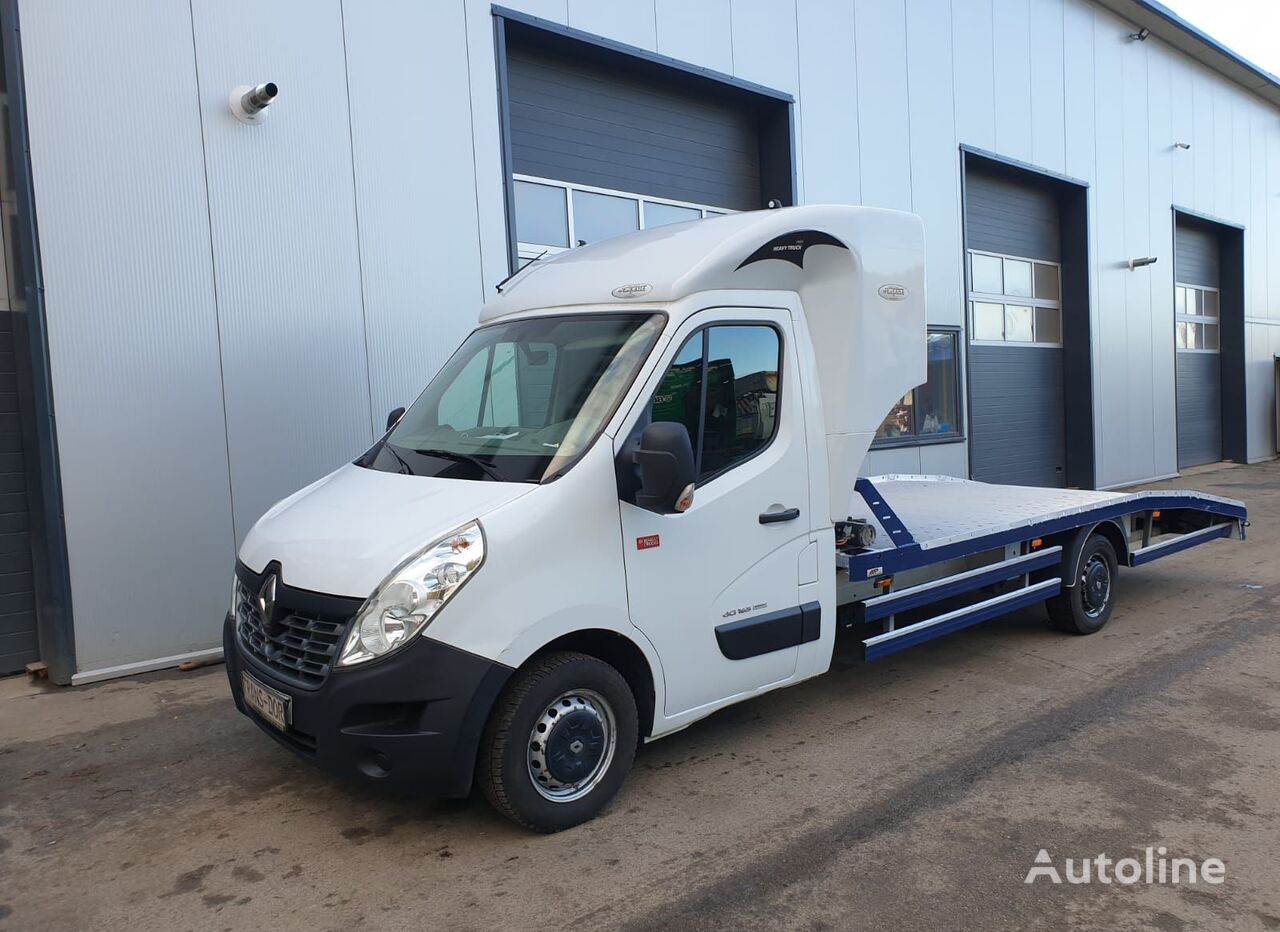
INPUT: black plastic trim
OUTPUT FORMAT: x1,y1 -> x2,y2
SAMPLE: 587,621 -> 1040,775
235,560 -> 365,618
715,600 -> 820,660
226,613 -> 514,798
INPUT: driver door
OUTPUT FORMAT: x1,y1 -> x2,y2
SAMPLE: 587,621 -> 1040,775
617,309 -> 812,717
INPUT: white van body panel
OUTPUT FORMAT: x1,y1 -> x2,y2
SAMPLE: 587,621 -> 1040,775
238,463 -> 532,597
613,304 -> 810,716
418,438 -> 669,708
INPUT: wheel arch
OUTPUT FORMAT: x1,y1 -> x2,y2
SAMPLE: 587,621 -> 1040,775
1055,519 -> 1128,587
526,629 -> 659,739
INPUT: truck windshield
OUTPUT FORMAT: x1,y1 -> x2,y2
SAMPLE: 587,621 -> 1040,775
361,313 -> 664,483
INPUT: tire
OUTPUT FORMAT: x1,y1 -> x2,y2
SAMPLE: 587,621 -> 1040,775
478,651 -> 638,833
1047,534 -> 1119,635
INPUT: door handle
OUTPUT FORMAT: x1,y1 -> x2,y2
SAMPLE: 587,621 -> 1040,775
759,507 -> 800,525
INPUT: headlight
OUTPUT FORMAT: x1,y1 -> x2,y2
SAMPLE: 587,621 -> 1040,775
337,521 -> 485,667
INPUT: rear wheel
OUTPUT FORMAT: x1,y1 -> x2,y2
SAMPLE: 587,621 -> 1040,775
1047,534 -> 1118,635
478,651 -> 637,832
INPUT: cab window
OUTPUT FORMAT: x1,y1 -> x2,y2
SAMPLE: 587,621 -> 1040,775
647,324 -> 781,482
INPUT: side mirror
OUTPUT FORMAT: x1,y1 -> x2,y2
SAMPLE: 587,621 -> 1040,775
633,422 -> 696,514
386,406 -> 406,431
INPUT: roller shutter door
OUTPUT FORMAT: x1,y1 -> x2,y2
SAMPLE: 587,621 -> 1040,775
0,308 -> 35,674
1174,221 -> 1222,468
965,168 -> 1067,488
506,45 -> 762,211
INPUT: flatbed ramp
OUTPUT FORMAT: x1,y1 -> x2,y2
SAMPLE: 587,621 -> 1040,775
840,475 -> 1247,660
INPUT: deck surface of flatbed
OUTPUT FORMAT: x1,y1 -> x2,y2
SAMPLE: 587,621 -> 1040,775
847,475 -> 1244,554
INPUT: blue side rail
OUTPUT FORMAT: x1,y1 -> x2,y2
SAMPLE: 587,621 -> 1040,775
847,478 -> 1246,662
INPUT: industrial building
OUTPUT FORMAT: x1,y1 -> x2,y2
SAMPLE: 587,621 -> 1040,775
0,0 -> 1276,683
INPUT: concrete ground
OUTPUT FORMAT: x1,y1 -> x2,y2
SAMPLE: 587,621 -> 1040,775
2,461 -> 1278,931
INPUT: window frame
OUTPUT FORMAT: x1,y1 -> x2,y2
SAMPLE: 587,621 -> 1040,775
514,173 -> 731,261
870,326 -> 965,450
1173,281 -> 1221,354
966,249 -> 1064,349
643,319 -> 786,488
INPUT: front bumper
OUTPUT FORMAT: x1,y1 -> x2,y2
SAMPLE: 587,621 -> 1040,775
224,613 -> 513,797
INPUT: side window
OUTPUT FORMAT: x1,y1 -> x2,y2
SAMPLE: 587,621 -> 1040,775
646,324 -> 781,483
700,326 -> 780,478
649,333 -> 704,441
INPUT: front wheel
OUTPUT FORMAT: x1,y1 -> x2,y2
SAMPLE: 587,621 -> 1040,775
478,651 -> 638,832
1046,534 -> 1118,635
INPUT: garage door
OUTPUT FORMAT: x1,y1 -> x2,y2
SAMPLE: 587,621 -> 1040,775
506,45 -> 762,212
1174,220 -> 1222,469
965,169 -> 1067,488
0,307 -> 36,674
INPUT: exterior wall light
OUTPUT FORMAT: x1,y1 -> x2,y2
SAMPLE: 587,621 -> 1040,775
229,82 -> 278,124
1128,256 -> 1158,270
1128,27 -> 1150,41
1174,142 -> 1191,150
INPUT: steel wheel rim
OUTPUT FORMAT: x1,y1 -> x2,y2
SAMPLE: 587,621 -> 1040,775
527,688 -> 617,803
1081,554 -> 1112,619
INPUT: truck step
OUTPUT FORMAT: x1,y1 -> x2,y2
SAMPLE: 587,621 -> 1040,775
1127,523 -> 1233,567
855,546 -> 1063,624
863,577 -> 1062,661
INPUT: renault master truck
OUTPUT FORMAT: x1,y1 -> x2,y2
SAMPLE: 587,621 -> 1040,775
225,206 -> 1246,832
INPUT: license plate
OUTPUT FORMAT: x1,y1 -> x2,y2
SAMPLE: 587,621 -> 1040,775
241,670 -> 291,731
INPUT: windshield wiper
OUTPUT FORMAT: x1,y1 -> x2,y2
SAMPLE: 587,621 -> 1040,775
381,442 -> 413,475
414,448 -> 509,482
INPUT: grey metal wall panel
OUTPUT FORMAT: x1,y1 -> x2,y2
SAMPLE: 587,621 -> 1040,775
342,0 -> 487,429
1174,220 -> 1220,287
190,0 -> 374,545
1176,352 -> 1222,467
506,46 -> 761,209
18,0 -> 235,673
964,168 -> 1061,261
969,345 -> 1067,488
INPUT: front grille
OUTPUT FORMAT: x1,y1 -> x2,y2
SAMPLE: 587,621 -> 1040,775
235,580 -> 350,688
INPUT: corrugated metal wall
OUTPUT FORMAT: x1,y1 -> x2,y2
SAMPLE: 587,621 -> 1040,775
12,0 -> 1280,677
19,0 -> 235,677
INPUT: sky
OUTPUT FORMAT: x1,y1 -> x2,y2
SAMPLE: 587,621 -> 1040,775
1160,0 -> 1280,77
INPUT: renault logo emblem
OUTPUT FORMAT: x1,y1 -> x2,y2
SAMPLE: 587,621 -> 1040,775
257,574 -> 281,635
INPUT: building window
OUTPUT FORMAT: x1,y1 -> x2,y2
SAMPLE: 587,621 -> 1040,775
1174,283 -> 1220,352
967,250 -> 1062,347
513,174 -> 729,260
874,330 -> 962,445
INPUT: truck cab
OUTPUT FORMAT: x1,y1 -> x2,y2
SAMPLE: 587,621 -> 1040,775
225,206 -> 1244,832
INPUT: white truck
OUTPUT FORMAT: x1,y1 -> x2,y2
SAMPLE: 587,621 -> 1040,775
225,206 -> 1247,832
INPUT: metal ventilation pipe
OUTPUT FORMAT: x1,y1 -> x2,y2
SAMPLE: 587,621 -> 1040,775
229,82 -> 278,124
240,82 -> 278,115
